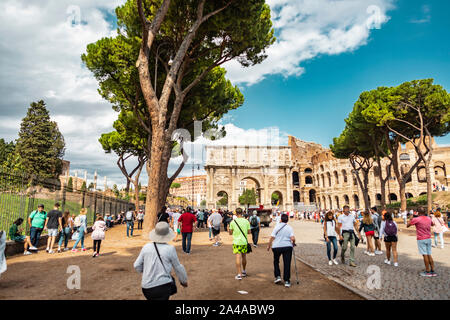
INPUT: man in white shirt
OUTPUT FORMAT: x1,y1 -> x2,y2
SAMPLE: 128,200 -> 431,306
338,205 -> 360,267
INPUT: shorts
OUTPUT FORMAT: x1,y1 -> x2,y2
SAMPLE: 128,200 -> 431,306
417,239 -> 432,255
13,235 -> 26,242
233,244 -> 248,254
384,235 -> 398,243
212,227 -> 220,236
48,228 -> 58,237
365,231 -> 375,237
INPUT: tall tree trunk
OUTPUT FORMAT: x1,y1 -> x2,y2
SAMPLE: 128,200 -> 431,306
423,133 -> 434,213
134,180 -> 140,211
399,181 -> 407,212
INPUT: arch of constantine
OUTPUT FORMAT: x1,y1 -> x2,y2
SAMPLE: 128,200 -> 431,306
204,136 -> 450,211
205,146 -> 295,211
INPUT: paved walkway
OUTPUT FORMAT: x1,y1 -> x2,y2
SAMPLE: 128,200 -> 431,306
292,220 -> 450,300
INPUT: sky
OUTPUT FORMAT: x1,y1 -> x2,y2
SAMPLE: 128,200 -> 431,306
0,0 -> 449,188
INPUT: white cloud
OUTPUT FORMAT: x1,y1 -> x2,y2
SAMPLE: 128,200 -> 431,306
225,0 -> 395,85
410,4 -> 431,24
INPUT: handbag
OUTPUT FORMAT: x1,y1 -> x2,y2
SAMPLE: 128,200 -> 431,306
233,220 -> 252,254
439,219 -> 448,233
154,243 -> 177,296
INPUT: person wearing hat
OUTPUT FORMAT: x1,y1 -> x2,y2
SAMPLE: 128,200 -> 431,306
249,210 -> 261,248
134,222 -> 188,300
28,204 -> 47,249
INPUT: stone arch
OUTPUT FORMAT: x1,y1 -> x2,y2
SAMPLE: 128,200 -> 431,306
342,169 -> 348,184
292,171 -> 299,186
239,176 -> 262,205
434,161 -> 447,186
333,170 -> 339,184
419,192 -> 427,196
417,166 -> 427,183
328,195 -> 333,209
271,190 -> 283,207
335,195 -> 340,209
309,189 -> 316,204
321,174 -> 325,187
320,165 -> 324,171
353,194 -> 360,209
304,168 -> 313,173
322,196 -> 326,209
405,192 -> 414,199
216,190 -> 229,208
375,193 -> 382,206
293,190 -> 300,203
343,195 -> 350,205
305,175 -> 313,184
389,193 -> 398,201
326,172 -> 331,187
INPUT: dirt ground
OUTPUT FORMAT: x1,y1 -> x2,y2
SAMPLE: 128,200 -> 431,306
0,223 -> 362,300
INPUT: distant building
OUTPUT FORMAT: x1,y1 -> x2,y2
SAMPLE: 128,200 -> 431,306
170,175 -> 207,206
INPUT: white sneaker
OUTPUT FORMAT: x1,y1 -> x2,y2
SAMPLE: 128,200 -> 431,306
212,243 -> 219,247
235,274 -> 242,280
369,252 -> 375,256
333,259 -> 339,265
394,262 -> 398,267
23,251 -> 32,255
48,250 -> 54,254
384,259 -> 391,265
274,276 -> 282,284
29,246 -> 38,251
432,244 -> 436,248
375,250 -> 383,255
364,250 -> 369,255
328,260 -> 333,266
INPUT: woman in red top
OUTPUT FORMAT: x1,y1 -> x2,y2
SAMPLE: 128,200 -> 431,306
178,208 -> 197,254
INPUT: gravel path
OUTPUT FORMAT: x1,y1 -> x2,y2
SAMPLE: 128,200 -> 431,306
291,220 -> 450,300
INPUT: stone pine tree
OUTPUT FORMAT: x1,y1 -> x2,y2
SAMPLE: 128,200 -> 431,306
363,79 -> 450,212
15,100 -> 65,181
134,0 -> 275,234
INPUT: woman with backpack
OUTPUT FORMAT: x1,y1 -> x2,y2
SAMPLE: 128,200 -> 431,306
379,212 -> 398,266
323,211 -> 339,265
72,208 -> 88,252
431,210 -> 446,249
358,211 -> 378,256
91,216 -> 107,257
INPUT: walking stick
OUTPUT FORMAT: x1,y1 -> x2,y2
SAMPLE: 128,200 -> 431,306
292,243 -> 300,285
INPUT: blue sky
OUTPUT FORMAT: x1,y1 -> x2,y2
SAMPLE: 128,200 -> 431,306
0,0 -> 448,186
225,0 -> 450,147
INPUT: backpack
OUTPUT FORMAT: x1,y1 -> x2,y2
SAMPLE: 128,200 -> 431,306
126,211 -> 133,221
384,220 -> 397,236
74,216 -> 81,227
250,216 -> 258,228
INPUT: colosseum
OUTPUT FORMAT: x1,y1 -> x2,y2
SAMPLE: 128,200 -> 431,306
205,136 -> 450,211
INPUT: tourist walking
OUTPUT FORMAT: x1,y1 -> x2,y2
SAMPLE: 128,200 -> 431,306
338,205 -> 360,267
171,210 -> 182,242
134,222 -> 188,300
267,214 -> 295,287
137,210 -> 145,230
72,208 -> 88,252
370,207 -> 383,255
249,210 -> 261,247
223,211 -> 232,232
358,211 -> 378,256
44,203 -> 63,254
323,211 -> 339,265
28,204 -> 47,249
178,208 -> 197,254
431,210 -> 446,249
125,207 -> 136,237
196,210 -> 204,229
9,218 -> 36,255
407,208 -> 437,277
379,211 -> 398,266
208,210 -> 223,246
91,216 -> 106,257
229,208 -> 251,280
157,206 -> 170,223
57,211 -> 72,252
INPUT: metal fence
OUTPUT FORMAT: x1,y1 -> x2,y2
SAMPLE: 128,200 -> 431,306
0,168 -> 133,239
